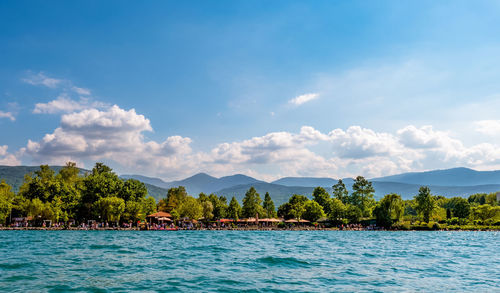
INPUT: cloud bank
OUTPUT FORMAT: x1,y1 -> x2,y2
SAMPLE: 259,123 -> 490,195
12,99 -> 500,180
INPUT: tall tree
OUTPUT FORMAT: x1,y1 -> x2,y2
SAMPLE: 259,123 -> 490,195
164,186 -> 188,212
80,163 -> 123,220
262,192 -> 277,218
208,194 -> 228,220
328,198 -> 346,221
241,187 -> 264,218
302,200 -> 325,222
351,176 -> 375,217
312,187 -> 330,214
227,196 -> 242,220
178,196 -> 202,220
0,180 -> 14,225
201,201 -> 214,221
373,193 -> 404,227
332,179 -> 349,204
414,186 -> 435,223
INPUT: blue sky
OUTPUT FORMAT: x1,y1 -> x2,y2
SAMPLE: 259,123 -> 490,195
2,1 -> 500,181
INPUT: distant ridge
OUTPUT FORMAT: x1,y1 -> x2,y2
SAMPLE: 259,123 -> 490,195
3,166 -> 500,205
371,167 -> 500,186
122,172 -> 264,196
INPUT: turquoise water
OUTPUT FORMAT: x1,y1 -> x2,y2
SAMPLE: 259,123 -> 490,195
0,231 -> 499,292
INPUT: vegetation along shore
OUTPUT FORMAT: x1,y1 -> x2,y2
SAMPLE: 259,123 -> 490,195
0,162 -> 499,231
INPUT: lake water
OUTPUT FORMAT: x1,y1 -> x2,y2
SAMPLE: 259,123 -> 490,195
0,231 -> 499,292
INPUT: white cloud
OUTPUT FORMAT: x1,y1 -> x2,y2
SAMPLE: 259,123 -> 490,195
23,72 -> 62,88
33,96 -> 108,114
474,120 -> 500,136
71,86 -> 91,96
0,146 -> 20,165
289,93 -> 319,106
0,111 -> 15,121
18,100 -> 500,180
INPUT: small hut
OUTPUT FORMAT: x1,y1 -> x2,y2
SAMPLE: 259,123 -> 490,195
146,212 -> 172,225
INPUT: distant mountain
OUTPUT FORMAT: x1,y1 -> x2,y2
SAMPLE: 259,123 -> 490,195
121,174 -> 170,189
217,181 -> 500,206
216,182 -> 314,206
122,172 -> 265,196
3,166 -> 500,205
371,167 -> 500,186
272,177 -> 354,187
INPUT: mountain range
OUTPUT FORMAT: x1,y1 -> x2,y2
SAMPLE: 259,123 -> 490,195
123,167 -> 500,205
2,166 -> 500,206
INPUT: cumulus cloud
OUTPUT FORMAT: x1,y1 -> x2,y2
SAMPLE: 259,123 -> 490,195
289,93 -> 319,106
474,120 -> 500,136
0,145 -> 20,165
33,95 -> 108,114
17,100 -> 500,180
23,72 -> 62,88
0,111 -> 15,121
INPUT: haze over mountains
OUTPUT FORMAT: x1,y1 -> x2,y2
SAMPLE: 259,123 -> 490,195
123,167 -> 500,205
2,166 -> 500,206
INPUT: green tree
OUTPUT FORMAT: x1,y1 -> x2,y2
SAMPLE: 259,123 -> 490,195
345,204 -> 362,223
373,193 -> 404,227
312,187 -> 330,214
95,196 -> 125,224
241,187 -> 264,218
119,179 -> 148,202
178,196 -> 202,220
142,196 -> 157,217
328,198 -> 346,221
80,163 -> 123,220
332,179 -> 349,204
208,194 -> 228,220
351,176 -> 375,217
201,200 -> 214,221
468,193 -> 487,206
414,186 -> 436,223
163,186 -> 188,212
471,204 -> 500,222
227,196 -> 242,220
280,194 -> 308,220
302,200 -> 325,222
0,180 -> 15,225
444,197 -> 471,219
124,200 -> 143,223
262,192 -> 277,218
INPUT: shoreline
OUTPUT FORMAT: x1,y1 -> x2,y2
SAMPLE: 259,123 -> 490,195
1,227 -> 498,231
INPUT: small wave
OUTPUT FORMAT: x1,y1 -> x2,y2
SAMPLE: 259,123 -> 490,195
3,275 -> 37,282
256,256 -> 311,267
89,244 -> 122,250
0,263 -> 32,270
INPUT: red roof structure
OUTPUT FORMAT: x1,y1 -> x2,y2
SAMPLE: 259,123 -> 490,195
147,211 -> 172,218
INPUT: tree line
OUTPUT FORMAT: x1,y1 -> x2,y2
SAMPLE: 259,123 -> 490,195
0,163 -> 499,228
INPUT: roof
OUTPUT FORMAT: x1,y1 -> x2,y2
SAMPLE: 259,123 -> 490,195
258,218 -> 282,222
147,211 -> 172,218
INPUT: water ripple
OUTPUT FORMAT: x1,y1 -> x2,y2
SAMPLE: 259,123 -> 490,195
0,231 -> 498,292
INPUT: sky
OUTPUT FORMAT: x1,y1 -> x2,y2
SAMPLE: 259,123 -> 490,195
1,0 -> 500,181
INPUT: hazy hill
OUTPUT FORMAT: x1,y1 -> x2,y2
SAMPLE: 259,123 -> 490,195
121,174 -> 170,189
3,166 -> 500,205
123,172 -> 264,196
372,167 -> 500,186
216,181 -> 500,206
272,177 -> 355,187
